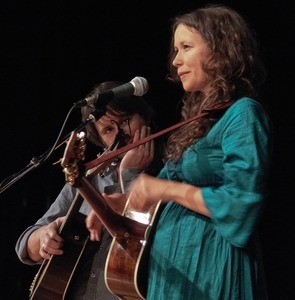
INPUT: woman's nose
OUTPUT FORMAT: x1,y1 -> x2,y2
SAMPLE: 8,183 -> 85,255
172,52 -> 182,67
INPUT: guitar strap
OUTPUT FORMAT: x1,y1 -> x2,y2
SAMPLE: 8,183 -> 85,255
84,101 -> 234,170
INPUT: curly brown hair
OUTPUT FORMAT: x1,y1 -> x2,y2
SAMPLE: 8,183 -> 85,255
164,4 -> 266,161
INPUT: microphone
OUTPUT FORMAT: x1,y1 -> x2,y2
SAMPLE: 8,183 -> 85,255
74,76 -> 149,108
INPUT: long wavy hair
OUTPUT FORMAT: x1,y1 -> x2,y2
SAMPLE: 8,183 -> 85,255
164,4 -> 266,162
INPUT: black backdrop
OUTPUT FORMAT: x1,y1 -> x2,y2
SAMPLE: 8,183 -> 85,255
1,1 -> 294,299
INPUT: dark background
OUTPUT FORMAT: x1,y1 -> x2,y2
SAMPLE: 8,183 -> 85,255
1,1 -> 294,299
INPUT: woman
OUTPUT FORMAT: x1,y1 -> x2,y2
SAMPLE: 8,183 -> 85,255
125,4 -> 272,299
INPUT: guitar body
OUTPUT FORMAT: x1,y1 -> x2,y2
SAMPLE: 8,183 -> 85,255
29,194 -> 90,300
105,200 -> 163,300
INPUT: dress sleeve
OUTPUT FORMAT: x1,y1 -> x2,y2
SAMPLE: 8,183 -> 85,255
202,99 -> 272,247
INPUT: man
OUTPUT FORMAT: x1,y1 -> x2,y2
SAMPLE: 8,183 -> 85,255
15,81 -> 163,299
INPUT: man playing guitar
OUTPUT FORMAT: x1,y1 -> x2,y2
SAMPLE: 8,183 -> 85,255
15,81 -> 163,300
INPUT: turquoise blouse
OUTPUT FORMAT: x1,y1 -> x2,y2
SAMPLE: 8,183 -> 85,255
147,98 -> 272,300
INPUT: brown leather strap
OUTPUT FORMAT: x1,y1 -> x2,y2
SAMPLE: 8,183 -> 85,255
84,101 -> 233,170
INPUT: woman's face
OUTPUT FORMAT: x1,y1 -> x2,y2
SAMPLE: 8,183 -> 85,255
172,24 -> 211,94
94,110 -> 147,149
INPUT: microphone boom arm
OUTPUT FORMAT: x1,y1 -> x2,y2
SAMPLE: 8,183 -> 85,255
0,109 -> 105,194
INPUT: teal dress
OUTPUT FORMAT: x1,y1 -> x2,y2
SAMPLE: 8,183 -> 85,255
147,98 -> 272,300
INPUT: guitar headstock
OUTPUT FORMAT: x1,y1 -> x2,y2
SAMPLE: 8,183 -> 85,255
61,131 -> 87,186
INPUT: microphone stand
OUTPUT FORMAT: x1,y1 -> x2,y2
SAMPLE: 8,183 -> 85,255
0,109 -> 104,194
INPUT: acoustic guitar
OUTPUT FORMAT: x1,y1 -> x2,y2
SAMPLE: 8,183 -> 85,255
28,131 -> 123,299
29,133 -> 92,299
61,131 -> 161,299
29,191 -> 90,300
